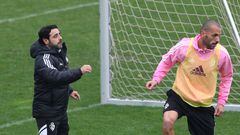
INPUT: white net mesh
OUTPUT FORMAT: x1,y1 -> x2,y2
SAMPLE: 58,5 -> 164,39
109,0 -> 240,104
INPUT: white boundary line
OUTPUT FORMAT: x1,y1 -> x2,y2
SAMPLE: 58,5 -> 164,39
0,2 -> 99,24
0,103 -> 102,129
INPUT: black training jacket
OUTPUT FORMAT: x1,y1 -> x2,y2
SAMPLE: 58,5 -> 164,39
30,40 -> 82,118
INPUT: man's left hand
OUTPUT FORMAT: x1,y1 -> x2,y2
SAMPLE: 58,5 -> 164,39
214,104 -> 224,117
70,90 -> 80,100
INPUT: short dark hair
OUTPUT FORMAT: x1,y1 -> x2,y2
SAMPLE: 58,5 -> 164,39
200,19 -> 221,33
38,24 -> 58,44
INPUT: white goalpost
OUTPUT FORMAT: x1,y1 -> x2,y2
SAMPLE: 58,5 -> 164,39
100,0 -> 240,111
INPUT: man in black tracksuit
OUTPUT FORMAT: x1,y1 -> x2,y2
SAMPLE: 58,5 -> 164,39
30,25 -> 92,135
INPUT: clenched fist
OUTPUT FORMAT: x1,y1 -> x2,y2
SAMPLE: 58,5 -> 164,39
145,80 -> 158,90
81,65 -> 92,74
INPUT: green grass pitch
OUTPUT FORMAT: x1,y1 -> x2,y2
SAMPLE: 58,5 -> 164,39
0,0 -> 239,134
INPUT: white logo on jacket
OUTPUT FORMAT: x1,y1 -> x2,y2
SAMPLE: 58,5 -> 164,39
49,122 -> 55,131
66,57 -> 69,63
164,103 -> 169,109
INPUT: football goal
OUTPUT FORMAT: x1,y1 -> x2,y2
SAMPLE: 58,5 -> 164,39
100,0 -> 240,111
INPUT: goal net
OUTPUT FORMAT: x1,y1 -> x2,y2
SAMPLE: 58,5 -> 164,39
100,0 -> 240,110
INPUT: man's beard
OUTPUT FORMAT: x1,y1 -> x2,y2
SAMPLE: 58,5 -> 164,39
207,42 -> 218,50
50,41 -> 62,49
203,36 -> 217,50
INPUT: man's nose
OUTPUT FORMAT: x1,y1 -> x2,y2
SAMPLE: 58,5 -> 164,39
215,36 -> 220,42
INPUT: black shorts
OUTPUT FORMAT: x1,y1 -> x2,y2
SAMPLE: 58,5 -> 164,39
163,89 -> 215,135
36,114 -> 69,135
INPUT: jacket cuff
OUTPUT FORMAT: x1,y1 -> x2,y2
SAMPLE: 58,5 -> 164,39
72,68 -> 83,78
152,78 -> 160,84
217,99 -> 226,106
79,68 -> 83,76
68,86 -> 73,95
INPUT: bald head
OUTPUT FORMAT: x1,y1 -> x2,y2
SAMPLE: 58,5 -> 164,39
200,20 -> 221,33
198,19 -> 222,50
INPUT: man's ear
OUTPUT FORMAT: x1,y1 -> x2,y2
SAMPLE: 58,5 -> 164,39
200,30 -> 207,37
43,38 -> 49,45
